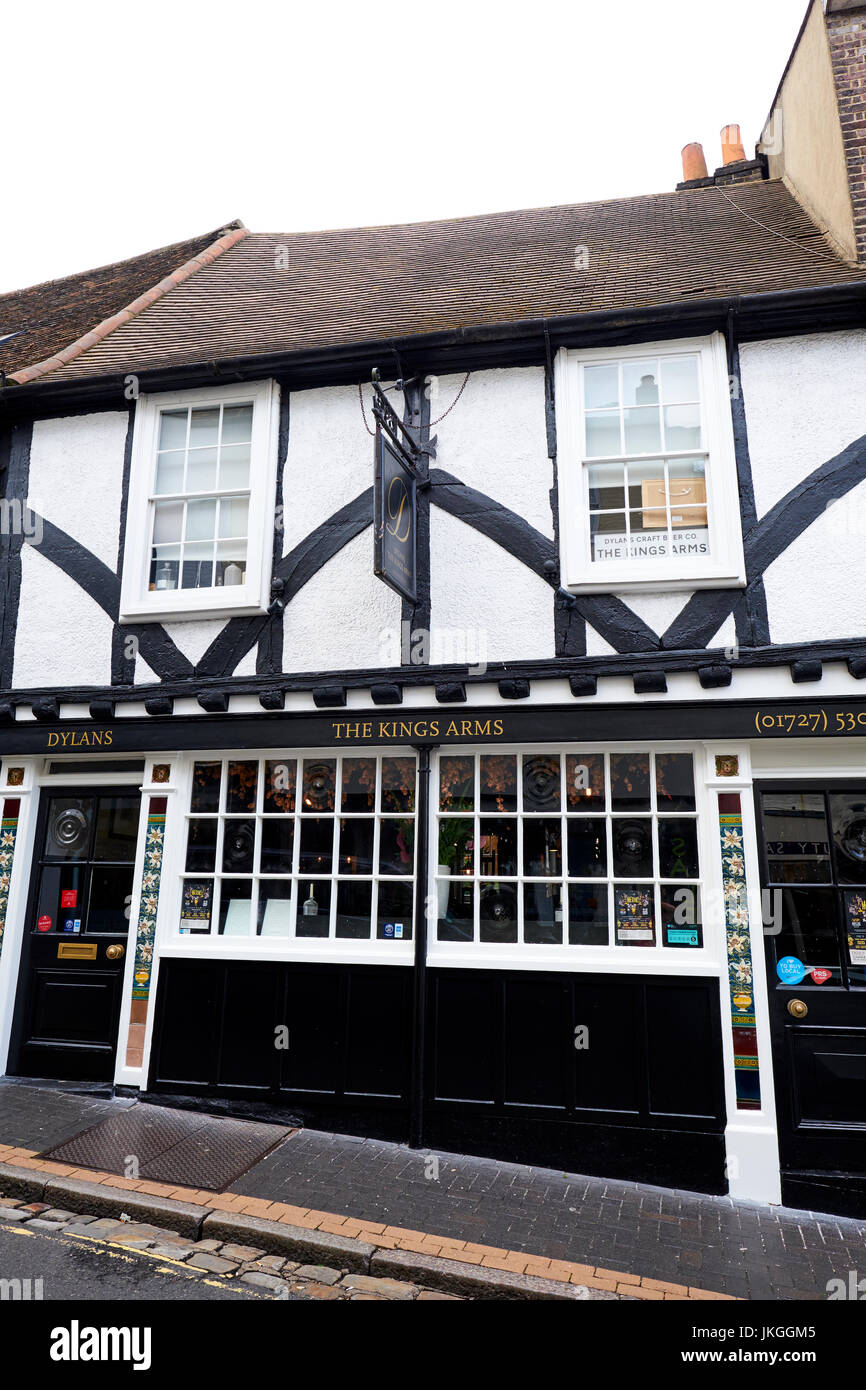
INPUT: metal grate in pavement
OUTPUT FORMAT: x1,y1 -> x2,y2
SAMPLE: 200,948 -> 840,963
41,1103 -> 291,1192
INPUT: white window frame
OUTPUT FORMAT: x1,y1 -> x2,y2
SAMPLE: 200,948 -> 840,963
119,379 -> 280,623
427,743 -> 724,975
554,334 -> 746,593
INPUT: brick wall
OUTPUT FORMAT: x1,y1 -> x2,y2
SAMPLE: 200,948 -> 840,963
827,5 -> 866,261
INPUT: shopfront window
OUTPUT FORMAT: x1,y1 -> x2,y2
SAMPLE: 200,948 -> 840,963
180,754 -> 417,941
435,750 -> 701,948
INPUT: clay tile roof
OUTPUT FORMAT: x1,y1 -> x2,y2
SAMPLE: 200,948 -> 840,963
0,222 -> 246,380
6,182 -> 866,386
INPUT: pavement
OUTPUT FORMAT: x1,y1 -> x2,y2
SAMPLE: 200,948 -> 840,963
0,1078 -> 864,1301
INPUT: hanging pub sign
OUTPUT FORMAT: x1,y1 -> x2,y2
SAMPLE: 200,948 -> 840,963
371,371 -> 424,604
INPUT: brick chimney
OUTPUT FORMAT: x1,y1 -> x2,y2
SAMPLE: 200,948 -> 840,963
825,2 -> 866,260
677,126 -> 765,190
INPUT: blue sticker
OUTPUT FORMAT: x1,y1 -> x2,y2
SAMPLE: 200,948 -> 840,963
63,918 -> 75,933
777,955 -> 806,985
383,922 -> 394,939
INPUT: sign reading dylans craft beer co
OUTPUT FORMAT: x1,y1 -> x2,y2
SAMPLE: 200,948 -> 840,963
372,374 -> 418,604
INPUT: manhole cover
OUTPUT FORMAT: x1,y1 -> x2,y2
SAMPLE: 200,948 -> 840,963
41,1104 -> 291,1192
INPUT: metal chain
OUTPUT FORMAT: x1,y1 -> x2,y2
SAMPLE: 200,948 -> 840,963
359,372 -> 471,436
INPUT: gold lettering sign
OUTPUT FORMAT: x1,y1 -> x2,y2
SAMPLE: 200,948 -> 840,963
331,718 -> 505,742
46,730 -> 115,749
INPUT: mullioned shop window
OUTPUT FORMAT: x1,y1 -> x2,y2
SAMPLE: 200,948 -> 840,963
435,750 -> 701,949
180,755 -> 417,940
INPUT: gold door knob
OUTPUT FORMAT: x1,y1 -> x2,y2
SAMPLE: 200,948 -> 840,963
106,944 -> 125,960
787,998 -> 808,1019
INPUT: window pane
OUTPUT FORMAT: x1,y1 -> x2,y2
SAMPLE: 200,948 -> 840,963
437,880 -> 474,942
296,879 -> 331,937
480,882 -> 518,943
830,794 -> 866,884
93,797 -> 139,861
480,755 -> 517,812
338,818 -> 374,873
567,818 -> 607,877
566,753 -> 606,811
523,819 -> 562,876
379,819 -> 414,875
299,818 -> 333,874
584,364 -> 619,409
381,757 -> 416,812
590,511 -> 627,562
568,884 -> 609,945
524,883 -> 564,944
222,819 -> 255,874
218,445 -> 251,491
257,880 -> 292,937
219,879 -> 252,936
439,756 -> 474,811
611,754 -> 650,811
341,758 -> 376,812
377,881 -> 413,940
180,879 -> 213,933
153,500 -> 183,543
181,543 -> 213,590
612,818 -> 653,877
623,360 -> 659,406
668,459 -> 708,530
656,753 -> 695,812
189,408 -> 220,448
191,762 -> 221,813
438,818 -> 473,875
187,447 -> 217,492
664,404 -> 701,452
763,793 -> 831,884
479,818 -> 517,875
227,761 -> 258,813
218,496 -> 249,538
86,865 -> 135,933
336,879 -> 372,939
158,409 -> 188,450
587,461 -> 626,510
222,404 -> 254,444
661,356 -> 699,404
585,411 -> 620,457
774,887 -> 841,982
660,884 -> 701,945
260,819 -> 294,874
186,498 -> 216,541
155,453 -> 184,495
186,819 -> 217,872
614,884 -> 656,946
263,760 -> 295,814
657,819 -> 699,878
302,760 -> 335,812
46,797 -> 94,860
623,406 -> 661,454
523,755 -> 561,811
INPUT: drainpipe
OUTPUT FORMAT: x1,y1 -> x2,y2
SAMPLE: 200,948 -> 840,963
409,744 -> 433,1149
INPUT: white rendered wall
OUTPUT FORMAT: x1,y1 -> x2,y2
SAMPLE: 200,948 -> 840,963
14,545 -> 114,688
283,529 -> 402,672
27,411 -> 128,569
741,331 -> 866,645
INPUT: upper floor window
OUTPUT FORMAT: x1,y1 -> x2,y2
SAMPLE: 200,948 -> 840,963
555,335 -> 745,592
119,380 -> 279,623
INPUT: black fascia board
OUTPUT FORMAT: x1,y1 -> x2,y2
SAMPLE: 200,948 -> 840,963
3,280 -> 866,419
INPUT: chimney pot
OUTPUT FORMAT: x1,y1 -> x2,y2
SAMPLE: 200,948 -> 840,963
721,123 -> 746,165
681,142 -> 709,182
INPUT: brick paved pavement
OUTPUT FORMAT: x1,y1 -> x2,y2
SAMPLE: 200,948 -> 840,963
2,1080 -> 864,1299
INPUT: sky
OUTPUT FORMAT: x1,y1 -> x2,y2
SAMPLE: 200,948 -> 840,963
1,0 -> 809,293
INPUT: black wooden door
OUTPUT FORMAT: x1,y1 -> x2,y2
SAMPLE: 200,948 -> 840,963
11,788 -> 141,1081
757,782 -> 866,1213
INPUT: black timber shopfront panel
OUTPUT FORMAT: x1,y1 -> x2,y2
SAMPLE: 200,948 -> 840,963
149,960 -> 727,1191
425,969 -> 727,1193
149,959 -> 413,1141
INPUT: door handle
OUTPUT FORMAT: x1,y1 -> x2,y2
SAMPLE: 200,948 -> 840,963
787,998 -> 808,1019
106,944 -> 125,960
